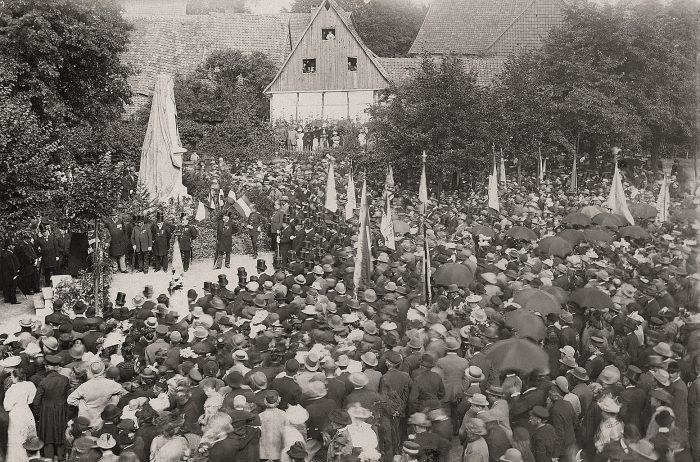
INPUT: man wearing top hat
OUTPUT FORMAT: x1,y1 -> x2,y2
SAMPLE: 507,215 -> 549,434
278,218 -> 295,267
178,214 -> 198,272
131,215 -> 152,273
215,212 -> 236,269
247,204 -> 264,259
151,212 -> 171,272
217,275 -> 236,304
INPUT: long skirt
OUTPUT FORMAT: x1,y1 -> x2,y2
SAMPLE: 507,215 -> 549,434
7,405 -> 37,462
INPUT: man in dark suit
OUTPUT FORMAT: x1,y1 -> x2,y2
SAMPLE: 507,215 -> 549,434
15,232 -> 39,295
278,219 -> 295,267
407,355 -> 444,414
270,359 -> 302,410
131,215 -> 152,273
380,352 -> 412,453
178,215 -> 198,272
36,225 -> 60,286
0,239 -> 20,304
247,205 -> 264,259
151,213 -> 171,272
121,166 -> 137,201
619,365 -> 646,431
53,223 -> 70,274
103,215 -> 128,273
216,213 -> 235,269
301,382 -> 338,444
33,354 -> 70,461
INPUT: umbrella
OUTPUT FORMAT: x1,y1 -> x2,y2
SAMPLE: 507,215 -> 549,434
514,289 -> 561,315
537,236 -> 574,258
673,208 -> 700,222
557,229 -> 585,245
505,226 -> 538,242
484,338 -> 549,374
592,212 -> 628,228
570,287 -> 614,310
392,219 -> 410,235
629,202 -> 657,220
542,286 -> 569,305
580,205 -> 605,218
469,224 -> 495,238
432,263 -> 474,288
504,310 -> 546,341
563,212 -> 592,227
583,228 -> 614,244
619,225 -> 650,240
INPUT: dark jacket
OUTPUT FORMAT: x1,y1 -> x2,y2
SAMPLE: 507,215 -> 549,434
178,225 -> 198,251
217,220 -> 236,252
104,220 -> 129,257
209,426 -> 261,462
131,224 -> 152,252
270,375 -> 302,410
302,396 -> 338,441
151,224 -> 171,256
37,235 -> 60,268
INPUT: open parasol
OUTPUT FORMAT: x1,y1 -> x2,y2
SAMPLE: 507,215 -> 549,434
537,236 -> 574,258
504,310 -> 546,341
432,263 -> 474,288
579,205 -> 605,218
563,212 -> 592,227
570,287 -> 614,310
484,338 -> 549,374
591,212 -> 627,228
557,229 -> 585,245
505,226 -> 538,242
629,202 -> 657,220
619,225 -> 650,240
542,286 -> 569,305
514,289 -> 561,315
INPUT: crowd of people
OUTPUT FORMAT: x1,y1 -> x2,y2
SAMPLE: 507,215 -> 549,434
0,152 -> 699,462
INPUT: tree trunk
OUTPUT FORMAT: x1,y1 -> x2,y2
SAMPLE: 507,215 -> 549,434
649,131 -> 662,173
94,218 -> 100,314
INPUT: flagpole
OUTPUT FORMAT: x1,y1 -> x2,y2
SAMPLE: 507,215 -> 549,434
420,151 -> 431,307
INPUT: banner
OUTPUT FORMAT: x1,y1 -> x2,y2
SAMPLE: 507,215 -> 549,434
345,167 -> 356,220
353,180 -> 372,291
488,162 -> 500,212
234,195 -> 252,218
325,160 -> 338,213
607,162 -> 635,225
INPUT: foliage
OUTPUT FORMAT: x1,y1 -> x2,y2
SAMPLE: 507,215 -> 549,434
174,50 -> 279,163
351,0 -> 427,57
0,0 -> 132,127
289,0 -> 365,13
0,89 -> 62,234
57,156 -> 125,222
367,55 -> 488,183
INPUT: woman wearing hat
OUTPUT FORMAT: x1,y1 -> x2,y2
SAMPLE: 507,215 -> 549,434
149,413 -> 190,462
4,368 -> 37,462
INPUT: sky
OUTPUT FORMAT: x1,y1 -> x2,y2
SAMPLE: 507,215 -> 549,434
247,0 -> 430,14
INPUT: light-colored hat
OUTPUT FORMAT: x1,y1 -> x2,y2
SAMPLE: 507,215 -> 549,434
499,448 -> 523,462
629,439 -> 659,461
286,405 -> 309,425
468,393 -> 489,407
347,403 -> 371,419
407,412 -> 431,427
597,396 -> 621,413
96,434 -> 116,450
651,369 -> 670,387
465,366 -> 484,382
348,372 -> 369,388
598,365 -> 620,385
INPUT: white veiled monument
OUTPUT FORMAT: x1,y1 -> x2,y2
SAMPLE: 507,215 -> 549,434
139,74 -> 188,201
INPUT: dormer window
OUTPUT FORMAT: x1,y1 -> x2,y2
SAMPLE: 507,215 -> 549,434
303,59 -> 317,74
322,28 -> 336,40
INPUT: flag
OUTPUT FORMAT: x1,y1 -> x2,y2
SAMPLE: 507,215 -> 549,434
234,195 -> 252,218
499,154 -> 506,186
570,154 -> 578,192
656,174 -> 670,223
195,201 -> 206,221
227,189 -> 237,203
353,179 -> 372,291
419,155 -> 428,213
325,160 -> 338,213
171,235 -> 184,275
607,162 -> 635,225
380,193 -> 395,250
542,158 -> 547,180
218,189 -> 225,207
386,165 -> 395,196
345,168 -> 356,220
208,189 -> 219,209
488,162 -> 500,212
423,234 -> 431,305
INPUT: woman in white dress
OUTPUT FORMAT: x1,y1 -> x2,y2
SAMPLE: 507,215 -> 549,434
4,369 -> 37,462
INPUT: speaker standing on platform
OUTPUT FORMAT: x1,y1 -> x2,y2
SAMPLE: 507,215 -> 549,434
247,204 -> 264,259
131,215 -> 152,273
215,213 -> 236,269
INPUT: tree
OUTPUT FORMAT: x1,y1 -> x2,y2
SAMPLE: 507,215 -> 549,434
351,0 -> 427,57
0,0 -> 132,127
289,0 -> 365,13
368,55 -> 488,184
0,89 -> 61,234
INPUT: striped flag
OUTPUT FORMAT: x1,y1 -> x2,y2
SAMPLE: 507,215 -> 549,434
418,153 -> 428,214
656,174 -> 670,223
218,188 -> 225,207
499,154 -> 506,186
325,159 -> 338,213
234,195 -> 252,218
345,167 -> 356,220
380,166 -> 396,250
570,154 -> 578,192
423,234 -> 431,305
353,179 -> 372,292
226,189 -> 237,203
488,161 -> 500,212
607,161 -> 635,225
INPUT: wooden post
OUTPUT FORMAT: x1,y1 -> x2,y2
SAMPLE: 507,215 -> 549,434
93,218 -> 100,314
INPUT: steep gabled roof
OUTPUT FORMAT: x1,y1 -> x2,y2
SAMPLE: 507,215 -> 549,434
122,13 -> 301,100
408,0 -> 537,55
378,56 -> 508,86
264,0 -> 389,94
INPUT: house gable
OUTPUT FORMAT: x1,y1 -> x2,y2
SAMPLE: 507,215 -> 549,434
488,0 -> 564,55
265,0 -> 389,94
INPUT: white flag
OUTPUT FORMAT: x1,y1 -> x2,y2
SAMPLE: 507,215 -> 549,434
607,162 -> 635,225
227,189 -> 237,202
380,194 -> 395,250
499,155 -> 506,186
195,201 -> 206,221
488,163 -> 499,212
345,168 -> 356,220
325,160 -> 338,213
656,175 -> 670,224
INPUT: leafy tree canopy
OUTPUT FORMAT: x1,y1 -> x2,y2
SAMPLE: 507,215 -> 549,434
186,0 -> 249,14
0,0 -> 132,126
